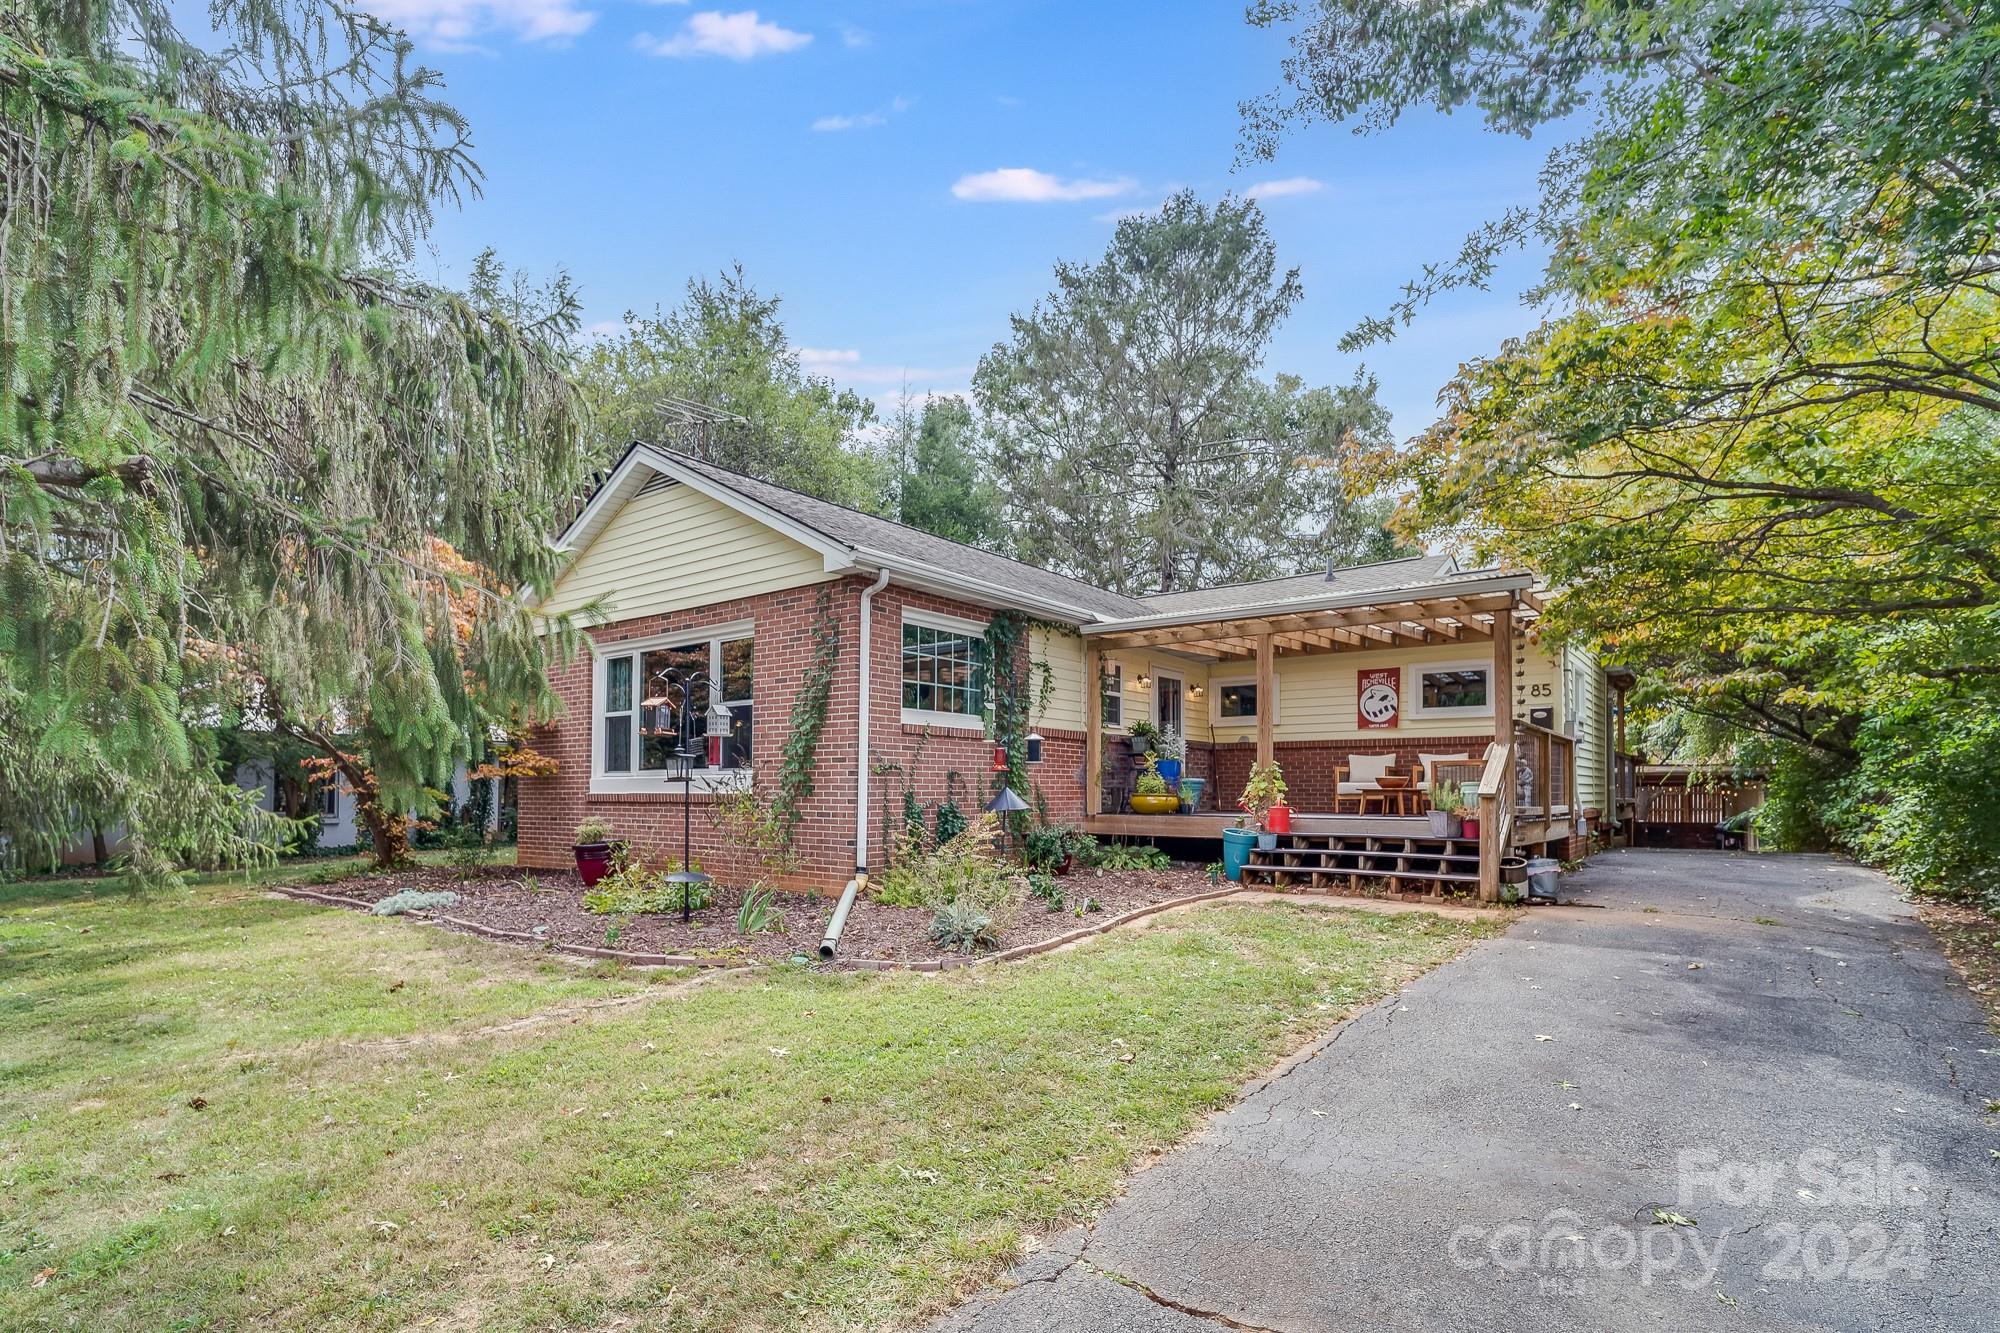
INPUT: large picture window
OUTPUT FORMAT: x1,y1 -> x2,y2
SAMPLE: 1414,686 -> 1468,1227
1413,661 -> 1492,718
901,613 -> 988,725
596,628 -> 753,788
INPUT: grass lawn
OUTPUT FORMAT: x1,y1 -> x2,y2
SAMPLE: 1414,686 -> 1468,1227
0,872 -> 1499,1331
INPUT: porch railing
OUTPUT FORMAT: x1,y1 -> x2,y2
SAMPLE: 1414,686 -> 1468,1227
1515,721 -> 1575,819
1476,741 -> 1515,903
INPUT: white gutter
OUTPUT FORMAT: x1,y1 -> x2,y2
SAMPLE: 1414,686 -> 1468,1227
853,567 -> 893,872
1083,571 -> 1538,636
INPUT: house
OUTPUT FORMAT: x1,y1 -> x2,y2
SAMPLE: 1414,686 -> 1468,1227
518,445 -> 1614,899
232,757 -> 504,850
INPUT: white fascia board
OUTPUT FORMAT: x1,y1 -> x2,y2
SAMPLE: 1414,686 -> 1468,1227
1081,571 -> 1537,636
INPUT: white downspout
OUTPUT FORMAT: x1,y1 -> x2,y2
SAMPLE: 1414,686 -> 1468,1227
853,567 -> 892,872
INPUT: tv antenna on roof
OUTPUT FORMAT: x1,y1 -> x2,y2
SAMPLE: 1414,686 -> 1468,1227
654,396 -> 746,461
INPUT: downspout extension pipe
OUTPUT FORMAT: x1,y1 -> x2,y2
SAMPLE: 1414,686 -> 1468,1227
823,567 -> 892,962
818,873 -> 864,961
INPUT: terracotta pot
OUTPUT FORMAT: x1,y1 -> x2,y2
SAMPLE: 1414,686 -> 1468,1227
574,842 -> 613,886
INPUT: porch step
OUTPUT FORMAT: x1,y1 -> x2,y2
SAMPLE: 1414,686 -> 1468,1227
1239,832 -> 1489,897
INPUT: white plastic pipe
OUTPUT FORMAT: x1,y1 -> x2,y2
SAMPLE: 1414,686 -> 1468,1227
819,874 -> 864,960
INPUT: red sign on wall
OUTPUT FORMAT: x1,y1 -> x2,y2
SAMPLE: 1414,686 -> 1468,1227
1357,667 -> 1400,729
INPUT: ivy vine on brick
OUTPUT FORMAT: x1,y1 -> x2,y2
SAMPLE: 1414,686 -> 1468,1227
770,585 -> 842,837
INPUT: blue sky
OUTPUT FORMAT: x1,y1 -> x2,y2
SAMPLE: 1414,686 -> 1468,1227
386,1 -> 1553,437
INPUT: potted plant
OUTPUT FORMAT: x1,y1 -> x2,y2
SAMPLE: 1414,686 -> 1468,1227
572,815 -> 617,886
1428,779 -> 1465,838
1129,756 -> 1180,815
1177,776 -> 1207,812
1153,725 -> 1185,787
1238,762 -> 1288,850
1024,822 -> 1092,875
1123,718 -> 1160,758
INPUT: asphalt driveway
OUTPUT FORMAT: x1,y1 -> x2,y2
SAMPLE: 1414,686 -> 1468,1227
928,850 -> 1999,1332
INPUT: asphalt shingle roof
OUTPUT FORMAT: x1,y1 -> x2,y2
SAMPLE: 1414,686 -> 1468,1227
666,454 -> 1144,618
649,451 -> 1507,624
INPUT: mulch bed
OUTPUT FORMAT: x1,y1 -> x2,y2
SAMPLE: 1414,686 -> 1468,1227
298,862 -> 1225,969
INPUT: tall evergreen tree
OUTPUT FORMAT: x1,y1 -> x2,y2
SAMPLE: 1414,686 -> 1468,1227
976,191 -> 1400,596
581,265 -> 888,510
896,398 -> 1006,549
0,0 -> 588,880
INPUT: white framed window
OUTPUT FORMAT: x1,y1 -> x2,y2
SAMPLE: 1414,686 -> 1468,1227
592,623 -> 754,795
1209,675 -> 1277,726
1410,660 -> 1494,719
1101,660 -> 1123,729
319,782 -> 340,818
900,609 -> 989,730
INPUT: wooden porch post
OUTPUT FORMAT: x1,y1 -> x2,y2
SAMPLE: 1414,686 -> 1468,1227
1255,632 -> 1275,769
1492,600 -> 1516,747
1084,642 -> 1103,818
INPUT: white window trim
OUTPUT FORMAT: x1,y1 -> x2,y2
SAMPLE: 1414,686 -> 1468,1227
1409,658 -> 1496,720
590,622 -> 755,795
1101,660 -> 1125,732
1209,674 -> 1278,727
900,607 -> 990,731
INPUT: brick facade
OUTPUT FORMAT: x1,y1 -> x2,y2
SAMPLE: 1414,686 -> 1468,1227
517,577 -> 1085,893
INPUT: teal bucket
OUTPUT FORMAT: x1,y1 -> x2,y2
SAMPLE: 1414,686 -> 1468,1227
1221,827 -> 1257,882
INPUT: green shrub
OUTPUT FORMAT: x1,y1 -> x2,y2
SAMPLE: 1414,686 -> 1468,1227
371,890 -> 459,917
1022,823 -> 1096,871
573,816 -> 615,846
929,899 -> 999,954
873,814 -> 1025,925
582,861 -> 713,915
441,823 -> 493,880
1027,872 -> 1065,912
1096,843 -> 1171,872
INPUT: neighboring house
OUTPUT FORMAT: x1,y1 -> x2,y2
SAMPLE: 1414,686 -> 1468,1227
520,445 -> 1617,897
233,758 -> 501,850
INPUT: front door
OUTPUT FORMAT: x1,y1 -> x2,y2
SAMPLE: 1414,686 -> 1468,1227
1156,672 -> 1184,737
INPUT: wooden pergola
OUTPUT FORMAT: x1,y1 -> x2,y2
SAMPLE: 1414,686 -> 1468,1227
1080,582 -> 1545,819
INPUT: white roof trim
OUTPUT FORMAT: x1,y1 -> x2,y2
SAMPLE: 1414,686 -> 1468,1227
1083,571 -> 1535,636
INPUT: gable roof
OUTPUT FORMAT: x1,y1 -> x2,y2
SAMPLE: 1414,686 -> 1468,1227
555,444 -> 1532,627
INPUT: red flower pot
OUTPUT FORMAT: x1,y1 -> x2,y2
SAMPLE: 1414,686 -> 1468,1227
1267,803 -> 1292,835
574,842 -> 613,886
1459,817 -> 1480,840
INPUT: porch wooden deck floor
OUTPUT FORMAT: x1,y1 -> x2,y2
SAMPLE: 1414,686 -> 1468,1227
1083,813 -> 1431,839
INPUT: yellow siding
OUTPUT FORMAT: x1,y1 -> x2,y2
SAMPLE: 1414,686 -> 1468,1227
538,480 -> 834,620
1101,649 -> 1214,743
1029,627 -> 1087,732
1203,640 -> 1560,743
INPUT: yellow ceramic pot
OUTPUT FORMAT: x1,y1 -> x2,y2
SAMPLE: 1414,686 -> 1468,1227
1129,794 -> 1181,815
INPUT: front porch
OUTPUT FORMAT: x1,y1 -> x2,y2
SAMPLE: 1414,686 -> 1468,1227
1080,574 -> 1581,901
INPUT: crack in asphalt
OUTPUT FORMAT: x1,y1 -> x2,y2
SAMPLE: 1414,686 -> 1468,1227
1080,1258 -> 1292,1333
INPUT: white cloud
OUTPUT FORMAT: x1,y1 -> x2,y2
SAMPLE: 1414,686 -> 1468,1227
634,10 -> 811,59
364,0 -> 596,45
840,24 -> 871,47
951,168 -> 1136,204
1245,176 -> 1325,201
811,95 -> 909,132
797,347 -> 862,371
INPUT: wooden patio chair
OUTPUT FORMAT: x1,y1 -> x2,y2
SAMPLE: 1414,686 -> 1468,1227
1336,753 -> 1399,815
